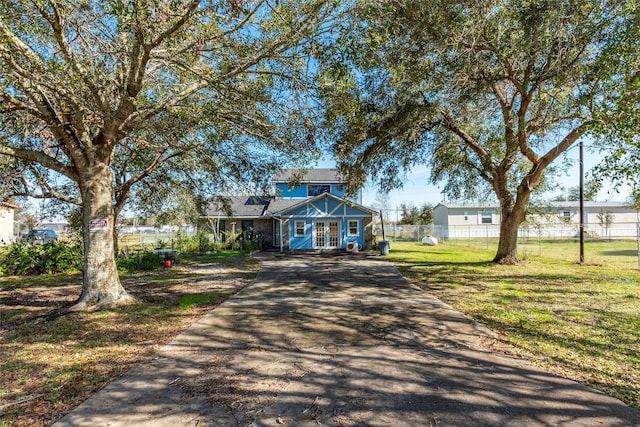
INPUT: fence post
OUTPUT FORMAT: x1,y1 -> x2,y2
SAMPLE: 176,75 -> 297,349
486,226 -> 489,250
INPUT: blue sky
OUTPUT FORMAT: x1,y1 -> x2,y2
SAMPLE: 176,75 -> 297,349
317,141 -> 631,210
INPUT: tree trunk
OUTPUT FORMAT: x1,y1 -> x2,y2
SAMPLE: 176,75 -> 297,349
493,213 -> 521,264
72,163 -> 134,310
493,191 -> 529,265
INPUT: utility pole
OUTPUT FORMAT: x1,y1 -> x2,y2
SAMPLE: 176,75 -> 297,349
579,139 -> 585,264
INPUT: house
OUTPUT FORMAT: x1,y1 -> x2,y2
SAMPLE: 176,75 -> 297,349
434,202 -> 500,229
434,201 -> 639,239
203,169 -> 376,251
272,169 -> 363,205
0,202 -> 18,244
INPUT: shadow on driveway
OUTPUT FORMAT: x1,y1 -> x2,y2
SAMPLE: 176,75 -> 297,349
55,253 -> 640,426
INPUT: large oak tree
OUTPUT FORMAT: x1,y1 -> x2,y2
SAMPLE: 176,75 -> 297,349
320,0 -> 638,264
0,0 -> 336,309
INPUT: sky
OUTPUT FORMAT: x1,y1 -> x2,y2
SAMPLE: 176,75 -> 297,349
316,141 -> 631,211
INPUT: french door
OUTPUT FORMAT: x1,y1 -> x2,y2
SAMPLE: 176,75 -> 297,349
313,221 -> 339,249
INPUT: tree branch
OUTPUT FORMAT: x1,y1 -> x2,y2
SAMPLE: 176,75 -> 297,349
440,111 -> 493,167
0,145 -> 77,181
34,0 -> 108,111
525,122 -> 592,189
148,0 -> 202,49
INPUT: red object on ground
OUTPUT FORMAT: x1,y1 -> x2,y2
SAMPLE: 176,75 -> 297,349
164,260 -> 171,267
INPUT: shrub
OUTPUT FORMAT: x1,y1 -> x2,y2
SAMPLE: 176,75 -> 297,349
0,240 -> 83,275
116,250 -> 160,273
173,231 -> 221,254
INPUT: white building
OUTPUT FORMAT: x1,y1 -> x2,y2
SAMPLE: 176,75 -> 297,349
0,202 -> 18,244
434,201 -> 639,239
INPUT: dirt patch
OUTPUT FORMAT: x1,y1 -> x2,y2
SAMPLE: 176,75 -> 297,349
0,263 -> 251,331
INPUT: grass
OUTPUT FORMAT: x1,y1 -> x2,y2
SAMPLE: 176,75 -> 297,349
178,292 -> 229,310
2,240 -> 639,424
0,252 -> 259,427
386,240 -> 640,410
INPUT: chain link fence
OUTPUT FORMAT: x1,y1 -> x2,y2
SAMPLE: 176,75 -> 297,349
374,222 -> 640,242
117,227 -> 197,251
373,222 -> 640,267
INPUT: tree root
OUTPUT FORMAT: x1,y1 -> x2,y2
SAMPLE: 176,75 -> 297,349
70,293 -> 137,312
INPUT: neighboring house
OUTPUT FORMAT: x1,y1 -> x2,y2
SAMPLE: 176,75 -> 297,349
203,169 -> 376,251
434,202 -> 501,228
434,201 -> 639,239
0,202 -> 18,244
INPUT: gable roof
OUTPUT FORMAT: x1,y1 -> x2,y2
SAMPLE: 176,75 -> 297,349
271,192 -> 378,216
263,198 -> 301,215
203,192 -> 378,219
273,168 -> 344,184
204,196 -> 270,218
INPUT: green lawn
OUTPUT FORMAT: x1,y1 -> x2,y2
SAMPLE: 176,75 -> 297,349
386,240 -> 640,409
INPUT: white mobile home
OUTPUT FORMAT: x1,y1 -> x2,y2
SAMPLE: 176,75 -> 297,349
434,201 -> 639,239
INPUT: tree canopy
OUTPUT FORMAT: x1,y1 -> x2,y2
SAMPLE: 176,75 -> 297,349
0,0 -> 339,308
319,0 -> 639,264
589,1 -> 640,196
399,202 -> 433,225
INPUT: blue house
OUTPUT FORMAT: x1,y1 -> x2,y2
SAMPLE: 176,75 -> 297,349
203,169 -> 376,252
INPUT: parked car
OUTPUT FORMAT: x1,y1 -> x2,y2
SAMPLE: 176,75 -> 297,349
21,228 -> 58,244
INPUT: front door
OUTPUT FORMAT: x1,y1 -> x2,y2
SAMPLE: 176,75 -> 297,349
313,221 -> 339,249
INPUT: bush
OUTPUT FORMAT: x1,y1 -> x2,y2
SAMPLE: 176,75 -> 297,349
0,240 -> 83,275
116,250 -> 160,273
238,234 -> 264,253
173,231 -> 221,254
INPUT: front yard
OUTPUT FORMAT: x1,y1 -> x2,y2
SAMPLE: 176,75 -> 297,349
0,252 -> 259,427
2,240 -> 639,426
386,240 -> 640,410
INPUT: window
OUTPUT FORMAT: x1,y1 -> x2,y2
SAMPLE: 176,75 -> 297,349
463,211 -> 468,221
480,211 -> 493,224
295,221 -> 306,237
348,220 -> 359,236
308,184 -> 330,197
563,210 -> 572,218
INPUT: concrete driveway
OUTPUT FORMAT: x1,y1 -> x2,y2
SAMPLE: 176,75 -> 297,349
55,253 -> 640,426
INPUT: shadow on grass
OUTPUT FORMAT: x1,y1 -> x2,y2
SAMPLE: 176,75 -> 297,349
599,250 -> 639,257
473,308 -> 640,404
389,247 -> 640,410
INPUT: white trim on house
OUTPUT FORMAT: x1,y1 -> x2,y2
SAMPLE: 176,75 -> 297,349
294,220 -> 306,237
348,219 -> 360,237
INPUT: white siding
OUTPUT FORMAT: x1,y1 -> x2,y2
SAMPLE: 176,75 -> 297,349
0,206 -> 14,244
